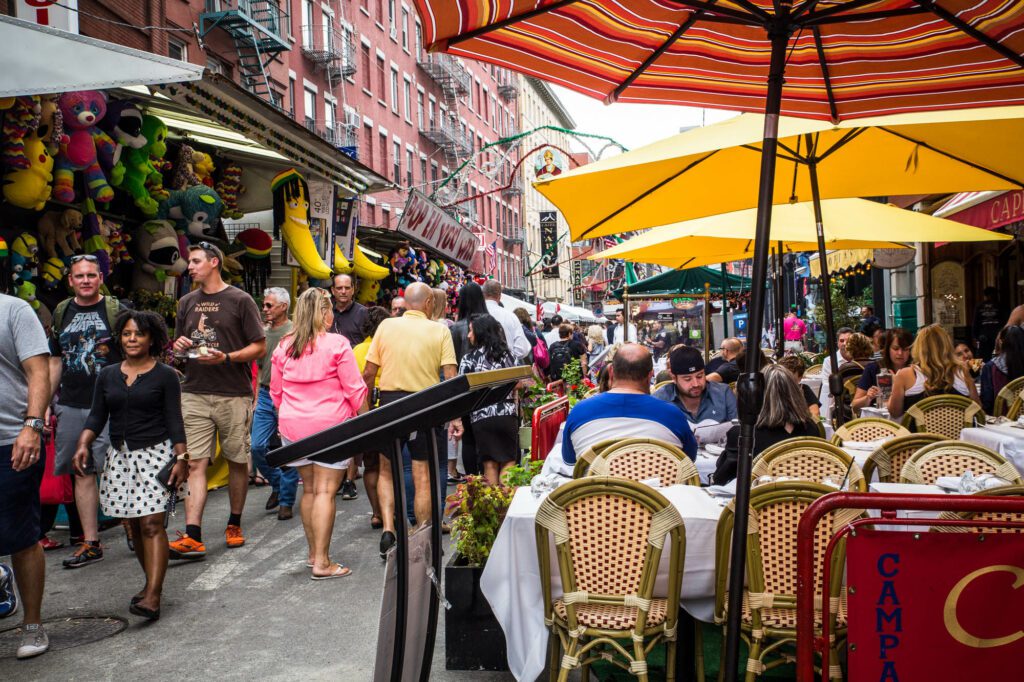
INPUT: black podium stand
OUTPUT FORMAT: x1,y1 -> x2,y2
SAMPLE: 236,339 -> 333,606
267,366 -> 532,682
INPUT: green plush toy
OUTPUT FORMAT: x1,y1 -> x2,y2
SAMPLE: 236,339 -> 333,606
112,114 -> 168,216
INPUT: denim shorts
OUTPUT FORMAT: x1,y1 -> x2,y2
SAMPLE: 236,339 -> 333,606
0,443 -> 44,556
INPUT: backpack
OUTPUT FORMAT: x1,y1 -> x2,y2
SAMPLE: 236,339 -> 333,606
532,334 -> 550,370
53,296 -> 121,337
548,341 -> 573,380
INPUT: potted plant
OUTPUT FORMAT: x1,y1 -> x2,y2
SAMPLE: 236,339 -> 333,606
561,358 -> 596,407
519,379 -> 559,449
443,476 -> 516,671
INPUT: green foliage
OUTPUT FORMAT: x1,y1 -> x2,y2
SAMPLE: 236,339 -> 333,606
561,358 -> 596,407
810,278 -> 873,332
521,379 -> 558,421
501,459 -> 544,487
444,476 -> 515,567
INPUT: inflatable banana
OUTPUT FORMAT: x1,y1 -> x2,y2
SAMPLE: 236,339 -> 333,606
333,243 -> 353,274
271,169 -> 332,280
352,239 -> 389,280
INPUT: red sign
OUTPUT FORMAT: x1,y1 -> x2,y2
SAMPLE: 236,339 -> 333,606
847,529 -> 1024,682
946,190 -> 1024,231
395,191 -> 478,268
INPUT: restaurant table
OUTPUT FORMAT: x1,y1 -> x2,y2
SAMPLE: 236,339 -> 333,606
959,424 -> 1024,477
858,406 -> 893,421
481,484 -> 724,681
867,482 -> 947,531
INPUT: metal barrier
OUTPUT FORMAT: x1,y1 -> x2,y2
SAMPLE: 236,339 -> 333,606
530,396 -> 569,461
795,491 -> 1024,682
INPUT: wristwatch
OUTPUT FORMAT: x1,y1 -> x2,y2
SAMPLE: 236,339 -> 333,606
23,417 -> 44,433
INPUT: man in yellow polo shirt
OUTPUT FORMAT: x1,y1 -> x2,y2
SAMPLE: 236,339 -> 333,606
362,282 -> 462,558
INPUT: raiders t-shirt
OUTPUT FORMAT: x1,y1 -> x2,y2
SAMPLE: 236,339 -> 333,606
175,286 -> 265,397
50,299 -> 122,408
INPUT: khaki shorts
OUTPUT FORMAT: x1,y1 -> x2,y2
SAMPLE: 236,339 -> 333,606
182,393 -> 253,464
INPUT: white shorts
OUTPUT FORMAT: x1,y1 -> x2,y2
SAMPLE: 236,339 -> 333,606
280,436 -> 350,470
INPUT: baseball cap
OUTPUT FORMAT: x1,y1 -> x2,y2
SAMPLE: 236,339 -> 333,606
670,346 -> 705,375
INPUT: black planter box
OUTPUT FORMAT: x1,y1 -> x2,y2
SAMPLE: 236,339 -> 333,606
445,553 -> 509,671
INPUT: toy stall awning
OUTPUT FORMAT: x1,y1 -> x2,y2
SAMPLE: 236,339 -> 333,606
114,74 -> 391,211
0,14 -> 203,98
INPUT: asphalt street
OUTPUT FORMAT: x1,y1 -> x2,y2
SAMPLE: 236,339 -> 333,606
0,480 -> 519,681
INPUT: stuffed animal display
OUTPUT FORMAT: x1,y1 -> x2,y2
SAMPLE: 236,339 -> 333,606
271,169 -> 332,280
159,185 -> 223,239
132,220 -> 187,291
53,90 -> 122,203
112,113 -> 168,215
1,96 -> 41,170
37,208 -> 83,260
215,162 -> 245,219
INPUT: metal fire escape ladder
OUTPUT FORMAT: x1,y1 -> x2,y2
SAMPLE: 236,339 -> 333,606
199,1 -> 291,102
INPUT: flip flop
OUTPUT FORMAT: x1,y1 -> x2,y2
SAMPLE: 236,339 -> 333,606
311,564 -> 351,580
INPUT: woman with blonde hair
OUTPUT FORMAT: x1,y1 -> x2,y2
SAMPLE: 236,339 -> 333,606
271,288 -> 367,579
586,324 -> 609,383
429,288 -> 451,326
888,323 -> 978,419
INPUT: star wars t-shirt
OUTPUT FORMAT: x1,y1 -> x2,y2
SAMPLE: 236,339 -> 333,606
50,299 -> 122,408
175,286 -> 265,397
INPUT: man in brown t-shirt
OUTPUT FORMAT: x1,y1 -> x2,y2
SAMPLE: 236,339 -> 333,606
169,243 -> 266,559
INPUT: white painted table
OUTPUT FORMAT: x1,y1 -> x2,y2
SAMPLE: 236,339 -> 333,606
481,485 -> 723,681
960,424 -> 1024,477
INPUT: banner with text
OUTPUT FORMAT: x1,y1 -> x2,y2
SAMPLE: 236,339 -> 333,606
396,191 -> 478,268
847,528 -> 1024,682
540,210 -> 560,279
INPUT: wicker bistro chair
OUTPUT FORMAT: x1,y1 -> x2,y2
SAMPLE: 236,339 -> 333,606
804,363 -> 824,377
860,433 -> 944,484
535,476 -> 687,682
652,380 -> 673,394
993,376 -> 1024,420
588,439 -> 701,487
829,417 -> 910,446
572,438 -> 626,479
899,440 -> 1023,485
752,438 -> 868,492
899,394 -> 984,439
713,482 -> 862,681
935,484 -> 1024,532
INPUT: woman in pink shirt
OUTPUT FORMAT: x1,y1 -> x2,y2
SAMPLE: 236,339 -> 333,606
271,288 -> 367,579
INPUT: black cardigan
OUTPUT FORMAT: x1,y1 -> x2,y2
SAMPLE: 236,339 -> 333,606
712,420 -> 822,485
84,362 -> 187,451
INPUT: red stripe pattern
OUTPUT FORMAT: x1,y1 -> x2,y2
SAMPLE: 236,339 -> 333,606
413,1 -> 1024,121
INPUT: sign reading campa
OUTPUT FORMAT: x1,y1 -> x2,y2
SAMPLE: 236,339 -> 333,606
846,528 -> 1024,682
396,191 -> 478,268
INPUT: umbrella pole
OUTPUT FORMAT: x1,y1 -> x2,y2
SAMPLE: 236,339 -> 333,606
776,241 -> 785,358
720,262 -> 730,337
805,147 -> 845,428
724,22 -> 790,680
704,282 -> 711,363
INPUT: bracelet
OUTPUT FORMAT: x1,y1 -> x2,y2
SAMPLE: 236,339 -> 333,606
225,352 -> 231,364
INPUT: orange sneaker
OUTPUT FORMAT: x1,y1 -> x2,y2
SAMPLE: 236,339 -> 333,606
168,532 -> 206,560
225,525 -> 245,548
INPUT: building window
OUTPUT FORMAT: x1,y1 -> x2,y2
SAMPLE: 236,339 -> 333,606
361,44 -> 372,91
403,79 -> 412,121
168,39 -> 187,62
324,99 -> 336,129
270,90 -> 284,110
365,125 -> 374,167
375,0 -> 384,25
388,0 -> 396,27
206,56 -> 224,75
390,68 -> 399,113
431,162 -> 438,189
401,8 -> 409,50
420,157 -> 428,187
302,0 -> 314,46
417,91 -> 424,129
428,98 -> 435,127
393,139 -> 401,182
415,20 -> 422,59
406,148 -> 414,188
288,76 -> 296,116
304,87 -> 317,128
377,56 -> 386,100
381,131 -> 388,171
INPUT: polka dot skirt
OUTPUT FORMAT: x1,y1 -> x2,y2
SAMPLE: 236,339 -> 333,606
99,440 -> 174,518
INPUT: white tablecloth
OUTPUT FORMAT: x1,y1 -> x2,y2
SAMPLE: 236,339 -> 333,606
801,375 -> 822,399
868,482 -> 947,531
481,485 -> 724,681
858,406 -> 893,421
960,424 -> 1024,477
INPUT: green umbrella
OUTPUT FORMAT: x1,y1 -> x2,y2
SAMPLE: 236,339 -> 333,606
613,265 -> 750,299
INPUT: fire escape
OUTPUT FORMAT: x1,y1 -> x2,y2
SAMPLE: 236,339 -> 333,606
417,52 -> 475,218
199,1 -> 291,101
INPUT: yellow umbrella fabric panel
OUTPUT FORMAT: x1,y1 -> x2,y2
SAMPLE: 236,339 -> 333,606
536,107 -> 1024,241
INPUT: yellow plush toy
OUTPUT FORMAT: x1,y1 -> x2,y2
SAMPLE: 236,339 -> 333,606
356,277 -> 380,304
3,132 -> 53,210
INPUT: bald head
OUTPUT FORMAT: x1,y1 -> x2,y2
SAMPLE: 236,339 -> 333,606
610,343 -> 653,391
482,279 -> 502,300
721,337 -> 743,360
404,282 -> 432,311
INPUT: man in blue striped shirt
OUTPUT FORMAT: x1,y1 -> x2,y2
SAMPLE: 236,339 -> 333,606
562,344 -> 698,464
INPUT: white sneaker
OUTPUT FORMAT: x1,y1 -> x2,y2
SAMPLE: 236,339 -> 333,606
16,623 -> 49,659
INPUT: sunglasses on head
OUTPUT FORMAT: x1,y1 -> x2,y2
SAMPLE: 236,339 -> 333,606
70,254 -> 99,264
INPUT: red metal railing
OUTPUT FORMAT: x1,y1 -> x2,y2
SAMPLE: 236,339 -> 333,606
530,395 -> 569,461
795,492 -> 1024,682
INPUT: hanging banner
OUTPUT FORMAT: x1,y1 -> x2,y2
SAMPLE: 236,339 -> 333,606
334,191 -> 357,261
539,210 -> 559,279
395,191 -> 477,268
846,529 -> 1024,682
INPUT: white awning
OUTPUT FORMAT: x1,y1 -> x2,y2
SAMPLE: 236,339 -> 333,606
542,301 -> 599,324
0,14 -> 203,97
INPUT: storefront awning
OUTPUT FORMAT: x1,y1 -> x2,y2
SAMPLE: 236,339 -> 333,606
0,14 -> 203,97
933,190 -> 1024,231
808,249 -> 874,278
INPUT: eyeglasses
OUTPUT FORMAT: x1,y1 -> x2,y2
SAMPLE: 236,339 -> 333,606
70,254 -> 98,264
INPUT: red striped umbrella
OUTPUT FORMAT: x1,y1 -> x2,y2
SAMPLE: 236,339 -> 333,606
411,3 -> 1024,677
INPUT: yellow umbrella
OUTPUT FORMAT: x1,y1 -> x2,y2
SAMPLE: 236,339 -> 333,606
591,198 -> 1010,268
538,107 -> 1024,241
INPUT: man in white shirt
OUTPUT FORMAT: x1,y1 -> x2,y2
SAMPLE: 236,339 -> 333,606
543,314 -> 563,348
482,280 -> 531,361
819,326 -> 854,420
612,310 -> 637,345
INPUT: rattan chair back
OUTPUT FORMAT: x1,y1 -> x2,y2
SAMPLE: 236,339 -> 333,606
752,438 -> 867,492
936,485 -> 1024,532
588,438 -> 700,486
861,433 -> 944,483
900,440 -> 1023,485
830,417 -> 910,446
899,394 -> 984,439
535,476 -> 685,679
572,438 -> 621,479
993,376 -> 1024,420
804,364 -> 824,377
652,380 -> 673,394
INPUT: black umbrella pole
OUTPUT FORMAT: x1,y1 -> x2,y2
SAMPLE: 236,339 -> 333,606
805,151 -> 845,427
724,22 -> 790,680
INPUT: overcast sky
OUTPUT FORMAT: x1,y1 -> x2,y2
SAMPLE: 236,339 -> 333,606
551,85 -> 738,155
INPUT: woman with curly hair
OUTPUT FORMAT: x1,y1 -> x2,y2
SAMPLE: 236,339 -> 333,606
888,324 -> 979,419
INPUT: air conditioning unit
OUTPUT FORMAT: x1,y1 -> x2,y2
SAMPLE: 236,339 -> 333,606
344,108 -> 360,128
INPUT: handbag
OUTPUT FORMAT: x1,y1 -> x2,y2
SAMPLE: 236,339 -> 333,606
532,334 -> 550,370
156,456 -> 179,491
39,416 -> 73,506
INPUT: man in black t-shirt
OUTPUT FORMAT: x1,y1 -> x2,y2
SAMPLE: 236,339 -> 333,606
650,322 -> 672,361
328,272 -> 368,348
706,337 -> 743,384
48,256 -> 123,568
548,324 -> 588,381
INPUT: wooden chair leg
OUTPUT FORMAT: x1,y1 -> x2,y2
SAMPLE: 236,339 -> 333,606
556,638 -> 577,682
666,636 -> 677,680
547,630 -> 560,682
633,636 -> 649,682
716,627 -> 727,682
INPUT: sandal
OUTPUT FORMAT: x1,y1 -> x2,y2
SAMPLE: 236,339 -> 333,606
249,473 -> 269,487
311,564 -> 351,580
